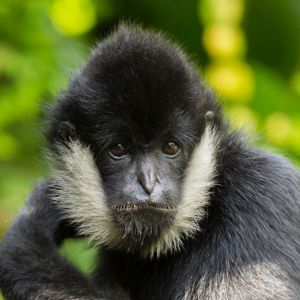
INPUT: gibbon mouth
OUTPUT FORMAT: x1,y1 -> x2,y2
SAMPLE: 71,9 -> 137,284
112,202 -> 177,212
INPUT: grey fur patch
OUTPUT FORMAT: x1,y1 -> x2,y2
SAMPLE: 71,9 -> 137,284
183,263 -> 295,300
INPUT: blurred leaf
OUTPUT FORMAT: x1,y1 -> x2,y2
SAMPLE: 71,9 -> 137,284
0,132 -> 18,160
250,63 -> 300,117
244,0 -> 300,77
290,70 -> 300,95
60,239 -> 98,274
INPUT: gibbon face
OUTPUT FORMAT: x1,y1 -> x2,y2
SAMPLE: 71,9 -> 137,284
49,25 -> 219,256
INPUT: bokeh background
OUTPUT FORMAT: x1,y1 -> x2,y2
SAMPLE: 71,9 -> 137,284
1,0 -> 300,295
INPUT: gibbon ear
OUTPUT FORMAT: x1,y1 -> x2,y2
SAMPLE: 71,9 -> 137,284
205,111 -> 215,125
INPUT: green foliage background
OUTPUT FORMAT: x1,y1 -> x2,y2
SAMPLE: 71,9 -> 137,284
0,1 -> 300,296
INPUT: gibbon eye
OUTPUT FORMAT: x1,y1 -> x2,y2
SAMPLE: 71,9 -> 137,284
109,144 -> 127,159
162,142 -> 180,157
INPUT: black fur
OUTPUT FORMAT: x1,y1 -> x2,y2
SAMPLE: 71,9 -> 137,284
1,24 -> 300,299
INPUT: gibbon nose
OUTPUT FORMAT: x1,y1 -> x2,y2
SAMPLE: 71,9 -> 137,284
137,162 -> 157,195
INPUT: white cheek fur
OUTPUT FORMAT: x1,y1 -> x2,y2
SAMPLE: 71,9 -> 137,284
148,126 -> 218,257
50,141 -> 120,247
50,126 -> 218,257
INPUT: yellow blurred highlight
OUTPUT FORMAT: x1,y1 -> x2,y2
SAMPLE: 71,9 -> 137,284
288,119 -> 300,151
206,61 -> 254,103
289,130 -> 300,151
199,0 -> 244,25
227,105 -> 257,133
49,0 -> 96,36
265,113 -> 293,146
290,71 -> 300,95
203,24 -> 246,59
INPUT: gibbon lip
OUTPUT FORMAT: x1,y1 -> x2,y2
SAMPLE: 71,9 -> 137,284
112,201 -> 177,212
